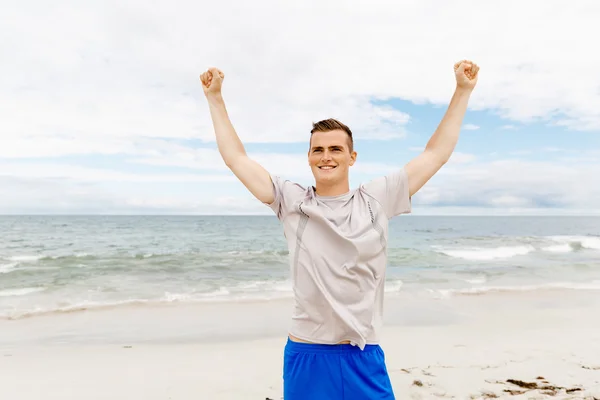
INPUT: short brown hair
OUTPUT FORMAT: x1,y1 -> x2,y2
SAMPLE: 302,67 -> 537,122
310,118 -> 354,152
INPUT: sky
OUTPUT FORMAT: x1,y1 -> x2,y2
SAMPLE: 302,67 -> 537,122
2,0 -> 600,215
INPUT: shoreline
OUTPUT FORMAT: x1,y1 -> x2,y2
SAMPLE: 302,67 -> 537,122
1,288 -> 599,346
2,280 -> 599,320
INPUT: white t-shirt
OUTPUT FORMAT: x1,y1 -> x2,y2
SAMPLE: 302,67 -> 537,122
267,168 -> 411,350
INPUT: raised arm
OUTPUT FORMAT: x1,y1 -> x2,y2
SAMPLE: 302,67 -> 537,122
404,60 -> 480,197
200,68 -> 274,204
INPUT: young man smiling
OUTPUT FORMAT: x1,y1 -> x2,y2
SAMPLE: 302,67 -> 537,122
200,60 -> 479,399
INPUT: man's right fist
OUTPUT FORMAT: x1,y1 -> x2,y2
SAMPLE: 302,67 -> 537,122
200,67 -> 225,97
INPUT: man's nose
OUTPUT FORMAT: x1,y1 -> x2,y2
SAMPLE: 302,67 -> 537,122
321,150 -> 332,160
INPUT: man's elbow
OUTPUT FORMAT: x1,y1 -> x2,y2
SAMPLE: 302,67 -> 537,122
438,156 -> 449,166
223,152 -> 246,169
223,158 -> 235,169
424,148 -> 450,167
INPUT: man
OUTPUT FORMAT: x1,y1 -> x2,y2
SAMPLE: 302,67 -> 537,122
200,60 -> 479,399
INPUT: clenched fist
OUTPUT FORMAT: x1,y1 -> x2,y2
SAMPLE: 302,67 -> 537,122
200,67 -> 225,97
454,60 -> 479,90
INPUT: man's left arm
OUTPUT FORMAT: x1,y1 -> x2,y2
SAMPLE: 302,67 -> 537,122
404,60 -> 480,197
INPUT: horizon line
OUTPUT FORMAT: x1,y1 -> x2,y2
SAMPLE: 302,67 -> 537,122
1,214 -> 599,217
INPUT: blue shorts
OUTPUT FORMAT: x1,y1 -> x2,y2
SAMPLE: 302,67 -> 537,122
283,338 -> 395,399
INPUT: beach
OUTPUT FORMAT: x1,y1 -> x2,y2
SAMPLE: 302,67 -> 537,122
2,289 -> 599,399
1,215 -> 599,399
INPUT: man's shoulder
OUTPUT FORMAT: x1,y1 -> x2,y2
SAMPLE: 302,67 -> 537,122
271,175 -> 311,201
272,175 -> 309,189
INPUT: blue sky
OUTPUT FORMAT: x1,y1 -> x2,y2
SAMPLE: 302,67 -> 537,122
1,0 -> 599,215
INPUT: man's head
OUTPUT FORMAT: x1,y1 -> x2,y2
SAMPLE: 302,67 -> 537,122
308,119 -> 357,194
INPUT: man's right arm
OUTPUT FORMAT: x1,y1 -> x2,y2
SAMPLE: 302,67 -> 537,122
206,93 -> 274,205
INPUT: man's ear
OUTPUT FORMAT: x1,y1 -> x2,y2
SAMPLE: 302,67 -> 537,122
349,151 -> 357,166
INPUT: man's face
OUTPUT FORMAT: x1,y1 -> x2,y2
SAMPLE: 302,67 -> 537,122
308,130 -> 357,185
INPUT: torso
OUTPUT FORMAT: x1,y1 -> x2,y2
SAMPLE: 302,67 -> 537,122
278,185 -> 390,349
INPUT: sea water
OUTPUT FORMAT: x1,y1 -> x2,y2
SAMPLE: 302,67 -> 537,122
1,215 -> 599,321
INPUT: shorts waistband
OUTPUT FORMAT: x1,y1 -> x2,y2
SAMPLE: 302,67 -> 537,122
285,338 -> 379,354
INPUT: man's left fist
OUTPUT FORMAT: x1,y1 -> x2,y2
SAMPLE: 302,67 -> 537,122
454,60 -> 479,90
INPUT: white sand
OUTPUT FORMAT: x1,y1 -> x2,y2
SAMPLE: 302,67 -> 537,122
1,290 -> 599,399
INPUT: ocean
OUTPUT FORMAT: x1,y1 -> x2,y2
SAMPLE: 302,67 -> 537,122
1,215 -> 599,321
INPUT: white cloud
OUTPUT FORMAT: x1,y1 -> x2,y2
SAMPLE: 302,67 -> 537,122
2,0 -> 600,161
428,158 -> 600,211
0,136 -> 147,159
2,0 -> 600,214
447,152 -> 477,164
122,196 -> 266,214
463,124 -> 480,131
489,195 -> 533,208
0,162 -> 234,183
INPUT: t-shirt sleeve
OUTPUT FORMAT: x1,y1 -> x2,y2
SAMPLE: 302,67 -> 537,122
361,167 -> 412,218
265,175 -> 305,220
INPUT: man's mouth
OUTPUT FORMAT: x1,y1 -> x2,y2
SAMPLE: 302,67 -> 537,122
318,165 -> 337,170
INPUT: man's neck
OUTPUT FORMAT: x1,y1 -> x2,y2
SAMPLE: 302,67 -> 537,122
314,181 -> 350,197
